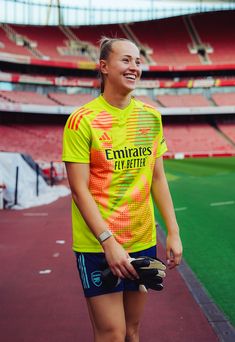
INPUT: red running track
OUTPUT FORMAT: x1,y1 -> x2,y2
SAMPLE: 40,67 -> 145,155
0,196 -> 218,342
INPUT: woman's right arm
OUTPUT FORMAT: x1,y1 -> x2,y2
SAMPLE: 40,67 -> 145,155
65,162 -> 138,279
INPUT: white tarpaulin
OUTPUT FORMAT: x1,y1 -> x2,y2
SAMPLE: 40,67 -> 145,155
0,152 -> 70,209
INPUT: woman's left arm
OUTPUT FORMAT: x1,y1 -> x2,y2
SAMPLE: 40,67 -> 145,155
151,156 -> 183,269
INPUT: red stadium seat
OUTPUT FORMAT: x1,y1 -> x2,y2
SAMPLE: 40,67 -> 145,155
191,11 -> 235,64
164,123 -> 234,154
0,90 -> 57,106
157,94 -> 211,107
211,92 -> 235,106
217,122 -> 235,143
0,124 -> 64,162
48,92 -> 95,106
130,17 -> 200,66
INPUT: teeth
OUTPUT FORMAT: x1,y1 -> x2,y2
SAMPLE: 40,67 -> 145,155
125,74 -> 136,80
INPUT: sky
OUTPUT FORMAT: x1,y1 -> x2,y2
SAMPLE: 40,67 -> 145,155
0,0 -> 234,25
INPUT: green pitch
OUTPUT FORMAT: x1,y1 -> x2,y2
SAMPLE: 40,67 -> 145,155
154,157 -> 235,326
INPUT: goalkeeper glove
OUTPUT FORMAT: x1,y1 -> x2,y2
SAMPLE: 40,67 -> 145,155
130,256 -> 166,291
101,256 -> 166,292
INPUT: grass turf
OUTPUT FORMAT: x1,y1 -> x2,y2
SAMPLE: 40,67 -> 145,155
154,157 -> 235,326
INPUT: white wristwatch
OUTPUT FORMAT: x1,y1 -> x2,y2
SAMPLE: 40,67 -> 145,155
97,230 -> 113,244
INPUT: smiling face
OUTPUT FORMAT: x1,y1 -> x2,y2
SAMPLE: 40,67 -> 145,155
100,40 -> 142,95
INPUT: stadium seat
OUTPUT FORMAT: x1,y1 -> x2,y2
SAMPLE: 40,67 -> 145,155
164,123 -> 234,154
0,90 -> 57,106
157,94 -> 211,107
0,124 -> 64,162
191,11 -> 235,64
217,122 -> 235,143
48,93 -> 95,106
10,25 -> 93,62
211,92 -> 235,106
131,17 -> 201,66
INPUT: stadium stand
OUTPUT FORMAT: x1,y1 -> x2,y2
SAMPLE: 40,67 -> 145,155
0,90 -> 57,106
0,124 -> 63,162
130,17 -> 201,65
0,95 -> 11,103
217,122 -> 235,143
48,92 -> 95,106
191,11 -> 235,64
0,11 -> 234,163
0,24 -> 31,57
10,25 -> 92,61
71,24 -> 126,49
1,88 -> 234,111
135,95 -> 158,107
157,94 -> 211,107
211,92 -> 235,106
0,11 -> 234,66
163,123 -> 235,155
1,121 -> 234,162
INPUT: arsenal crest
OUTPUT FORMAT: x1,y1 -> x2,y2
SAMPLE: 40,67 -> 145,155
91,271 -> 102,287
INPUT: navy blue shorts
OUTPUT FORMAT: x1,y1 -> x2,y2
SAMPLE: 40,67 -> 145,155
75,246 -> 157,298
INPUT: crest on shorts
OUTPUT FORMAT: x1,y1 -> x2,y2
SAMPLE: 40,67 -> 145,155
91,271 -> 102,287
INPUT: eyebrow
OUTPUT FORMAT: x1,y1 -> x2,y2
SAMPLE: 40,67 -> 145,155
122,54 -> 141,60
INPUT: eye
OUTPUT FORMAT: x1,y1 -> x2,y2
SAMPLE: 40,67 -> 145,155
122,58 -> 129,63
136,60 -> 141,66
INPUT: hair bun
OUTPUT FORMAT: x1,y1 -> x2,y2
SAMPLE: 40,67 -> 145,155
99,36 -> 111,49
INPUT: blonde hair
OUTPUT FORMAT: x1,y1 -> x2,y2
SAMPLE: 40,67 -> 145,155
99,36 -> 138,93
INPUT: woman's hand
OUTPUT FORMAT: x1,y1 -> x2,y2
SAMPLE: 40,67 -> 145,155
166,232 -> 183,269
102,237 -> 139,280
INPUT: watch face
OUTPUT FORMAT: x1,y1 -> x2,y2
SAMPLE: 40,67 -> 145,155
99,230 -> 112,243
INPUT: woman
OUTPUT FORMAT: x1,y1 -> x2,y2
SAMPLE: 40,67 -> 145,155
62,37 -> 182,342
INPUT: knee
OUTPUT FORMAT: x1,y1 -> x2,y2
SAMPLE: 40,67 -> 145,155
126,322 -> 140,341
95,325 -> 126,342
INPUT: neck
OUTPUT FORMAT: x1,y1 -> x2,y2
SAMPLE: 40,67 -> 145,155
102,89 -> 132,109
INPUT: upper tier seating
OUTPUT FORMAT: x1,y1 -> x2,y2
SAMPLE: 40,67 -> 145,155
11,25 -> 91,61
48,93 -> 95,106
130,17 -> 200,65
164,123 -> 234,154
157,94 -> 211,107
0,26 -> 31,57
71,24 -> 126,48
191,11 -> 235,64
0,90 -> 57,106
1,11 -> 234,66
211,92 -> 235,106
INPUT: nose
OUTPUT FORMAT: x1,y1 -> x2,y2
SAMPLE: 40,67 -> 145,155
129,60 -> 140,72
130,61 -> 138,69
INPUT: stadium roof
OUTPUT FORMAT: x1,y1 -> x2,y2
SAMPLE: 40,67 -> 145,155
0,0 -> 235,25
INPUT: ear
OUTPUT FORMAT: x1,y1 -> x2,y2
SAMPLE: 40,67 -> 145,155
100,59 -> 108,75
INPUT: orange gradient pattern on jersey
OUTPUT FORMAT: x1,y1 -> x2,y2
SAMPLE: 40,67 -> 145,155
89,149 -> 113,209
91,111 -> 113,130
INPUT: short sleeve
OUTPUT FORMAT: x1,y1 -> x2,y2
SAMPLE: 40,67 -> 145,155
156,114 -> 168,158
62,112 -> 90,163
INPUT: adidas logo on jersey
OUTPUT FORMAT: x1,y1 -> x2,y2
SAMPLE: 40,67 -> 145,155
99,132 -> 112,141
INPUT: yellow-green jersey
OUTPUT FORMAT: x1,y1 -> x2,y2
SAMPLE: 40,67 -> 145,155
62,95 -> 167,253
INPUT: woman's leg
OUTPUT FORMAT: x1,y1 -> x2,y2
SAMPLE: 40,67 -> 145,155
123,291 -> 148,342
86,292 -> 126,342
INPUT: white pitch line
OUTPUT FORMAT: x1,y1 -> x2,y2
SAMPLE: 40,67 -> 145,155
175,207 -> 187,211
56,240 -> 66,244
52,252 -> 60,258
210,201 -> 234,207
38,269 -> 52,275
